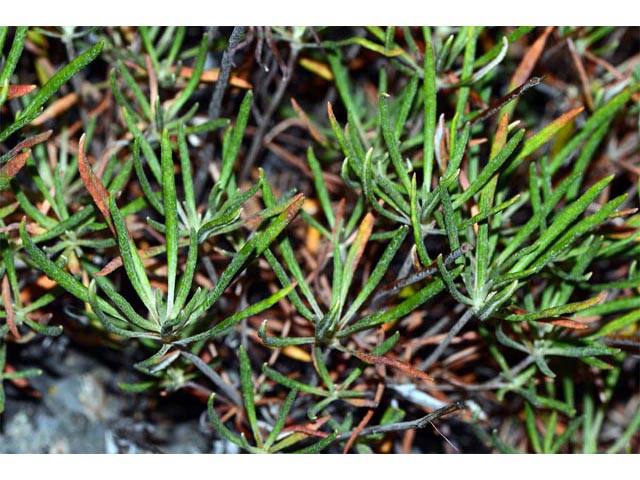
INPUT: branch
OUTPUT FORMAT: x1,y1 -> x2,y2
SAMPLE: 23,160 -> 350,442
336,401 -> 465,439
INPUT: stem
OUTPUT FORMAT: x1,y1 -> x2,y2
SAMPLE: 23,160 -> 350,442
421,309 -> 475,370
239,45 -> 300,181
337,402 -> 464,439
208,26 -> 247,121
179,350 -> 242,407
194,26 -> 247,199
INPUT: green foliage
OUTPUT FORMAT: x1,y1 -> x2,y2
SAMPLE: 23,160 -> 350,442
1,26 -> 637,453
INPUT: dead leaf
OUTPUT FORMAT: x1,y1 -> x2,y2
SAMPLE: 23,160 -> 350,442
78,134 -> 115,235
171,66 -> 252,89
30,92 -> 78,126
291,97 -> 328,145
0,149 -> 31,189
349,349 -> 434,382
344,383 -> 384,453
2,275 -> 20,339
509,27 -> 554,91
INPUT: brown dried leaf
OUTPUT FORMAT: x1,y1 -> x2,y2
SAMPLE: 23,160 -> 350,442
78,134 -> 114,235
349,350 -> 434,382
291,97 -> 328,145
30,92 -> 79,126
343,383 -> 384,453
172,66 -> 252,89
567,38 -> 595,111
509,26 -> 554,91
2,275 -> 20,339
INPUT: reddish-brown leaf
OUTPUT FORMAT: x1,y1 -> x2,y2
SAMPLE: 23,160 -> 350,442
0,149 -> 31,188
567,38 -> 595,111
349,349 -> 434,382
0,131 -> 52,170
78,134 -> 114,235
1,275 -> 20,340
545,318 -> 590,329
343,383 -> 384,453
7,84 -> 36,99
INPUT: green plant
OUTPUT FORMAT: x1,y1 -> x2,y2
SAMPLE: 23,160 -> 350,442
1,26 -> 637,454
0,27 -> 102,413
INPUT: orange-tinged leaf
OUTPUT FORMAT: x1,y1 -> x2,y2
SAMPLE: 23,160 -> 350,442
490,113 -> 510,159
78,134 -> 114,235
509,26 -> 554,91
95,256 -> 122,276
281,345 -> 312,363
35,274 -> 57,290
4,364 -> 37,390
305,225 -> 321,255
7,84 -> 36,99
517,106 -> 585,160
349,212 -> 375,273
172,66 -> 252,89
342,397 -> 380,408
30,92 -> 78,126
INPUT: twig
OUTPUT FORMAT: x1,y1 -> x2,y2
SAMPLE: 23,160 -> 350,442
208,26 -> 247,121
240,45 -> 300,181
470,76 -> 544,126
421,309 -> 475,371
372,244 -> 470,307
194,27 -> 247,199
336,402 -> 465,439
179,350 -> 242,407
